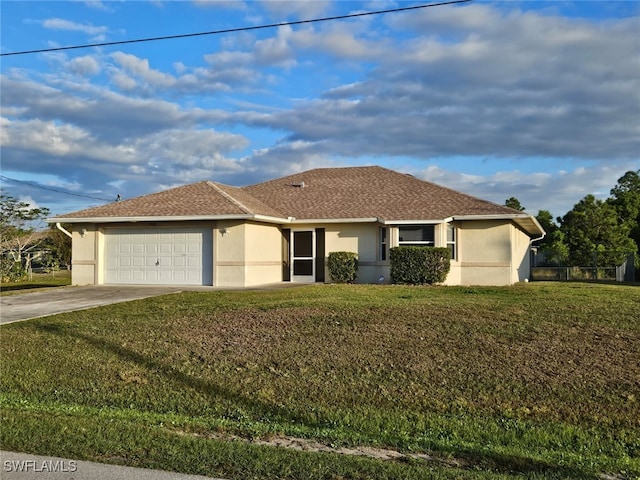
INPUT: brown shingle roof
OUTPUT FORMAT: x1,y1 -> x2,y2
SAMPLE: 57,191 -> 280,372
52,166 -> 527,224
209,182 -> 285,218
243,166 -> 521,221
58,181 -> 284,219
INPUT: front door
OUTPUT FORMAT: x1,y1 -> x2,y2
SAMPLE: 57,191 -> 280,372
291,230 -> 315,283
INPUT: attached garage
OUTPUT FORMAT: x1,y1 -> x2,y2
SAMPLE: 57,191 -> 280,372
104,227 -> 213,285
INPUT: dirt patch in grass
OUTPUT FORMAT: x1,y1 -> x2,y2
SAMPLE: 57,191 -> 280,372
169,304 -> 639,428
173,427 -> 467,467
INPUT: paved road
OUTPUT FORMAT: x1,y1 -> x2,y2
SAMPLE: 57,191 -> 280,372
0,286 -> 186,324
1,451 -> 225,480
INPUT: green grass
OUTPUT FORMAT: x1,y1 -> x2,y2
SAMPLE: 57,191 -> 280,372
1,282 -> 639,479
0,270 -> 71,295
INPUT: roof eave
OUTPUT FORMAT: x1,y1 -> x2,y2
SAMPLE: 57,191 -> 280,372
289,217 -> 379,224
46,212 -> 545,236
47,214 -> 288,224
452,214 -> 545,237
381,219 -> 449,225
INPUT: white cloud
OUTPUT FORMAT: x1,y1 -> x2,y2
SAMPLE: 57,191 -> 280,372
204,51 -> 253,67
1,118 -> 132,162
104,51 -> 261,95
110,72 -> 138,91
83,1 -> 111,12
418,162 -> 639,218
288,25 -> 387,60
254,25 -> 296,67
2,118 -> 251,197
260,1 -> 332,20
246,5 -> 639,162
42,18 -> 108,36
17,195 -> 41,210
0,74 -> 228,143
192,0 -> 247,10
110,52 -> 176,89
66,55 -> 101,76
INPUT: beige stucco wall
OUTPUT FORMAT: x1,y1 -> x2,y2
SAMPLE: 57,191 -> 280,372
511,224 -> 532,283
453,220 -> 518,286
214,220 -> 246,287
70,224 -> 98,285
244,222 -> 283,286
321,223 -> 389,284
214,220 -> 282,287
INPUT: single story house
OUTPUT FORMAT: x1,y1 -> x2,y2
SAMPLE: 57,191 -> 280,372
48,166 -> 544,287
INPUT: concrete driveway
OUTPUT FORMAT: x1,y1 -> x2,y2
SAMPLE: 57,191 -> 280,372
0,283 -> 305,325
0,286 -> 187,325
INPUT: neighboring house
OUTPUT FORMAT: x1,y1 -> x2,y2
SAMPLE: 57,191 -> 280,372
48,166 -> 544,287
0,230 -> 51,266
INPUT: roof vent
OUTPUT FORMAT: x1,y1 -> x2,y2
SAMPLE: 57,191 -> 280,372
291,181 -> 306,188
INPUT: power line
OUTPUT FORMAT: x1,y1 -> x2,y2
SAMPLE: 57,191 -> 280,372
0,175 -> 114,202
1,0 -> 472,57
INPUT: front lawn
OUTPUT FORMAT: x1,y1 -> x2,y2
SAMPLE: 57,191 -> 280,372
1,283 -> 638,479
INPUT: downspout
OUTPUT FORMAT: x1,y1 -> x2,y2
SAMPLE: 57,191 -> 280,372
530,232 -> 545,245
56,222 -> 72,238
528,232 -> 546,282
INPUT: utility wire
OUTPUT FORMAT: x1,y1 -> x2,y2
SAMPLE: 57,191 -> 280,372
1,0 -> 472,57
0,175 -> 114,202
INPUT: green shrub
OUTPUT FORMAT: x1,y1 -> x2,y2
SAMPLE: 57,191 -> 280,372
328,251 -> 358,283
390,246 -> 450,285
0,259 -> 25,283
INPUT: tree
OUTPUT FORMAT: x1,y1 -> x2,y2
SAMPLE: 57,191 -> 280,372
504,197 -> 525,211
0,192 -> 50,281
534,209 -> 558,248
543,229 -> 570,266
43,224 -> 72,271
608,170 -> 640,253
533,209 -> 563,263
559,194 -> 636,267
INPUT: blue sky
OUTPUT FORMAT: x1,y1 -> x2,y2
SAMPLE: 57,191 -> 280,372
1,0 -> 638,220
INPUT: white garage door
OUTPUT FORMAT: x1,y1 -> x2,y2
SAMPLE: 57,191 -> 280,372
104,228 -> 213,285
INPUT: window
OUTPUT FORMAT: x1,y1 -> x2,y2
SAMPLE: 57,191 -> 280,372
379,227 -> 388,261
398,225 -> 435,246
447,224 -> 457,260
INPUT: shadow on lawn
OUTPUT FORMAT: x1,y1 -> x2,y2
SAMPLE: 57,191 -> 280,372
36,323 -> 607,479
0,283 -> 64,292
456,449 -> 604,480
36,323 -> 315,428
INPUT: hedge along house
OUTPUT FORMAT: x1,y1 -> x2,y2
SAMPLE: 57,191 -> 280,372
48,166 -> 545,287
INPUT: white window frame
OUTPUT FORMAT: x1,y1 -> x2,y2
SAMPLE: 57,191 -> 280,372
446,224 -> 457,260
398,225 -> 435,247
379,226 -> 388,261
